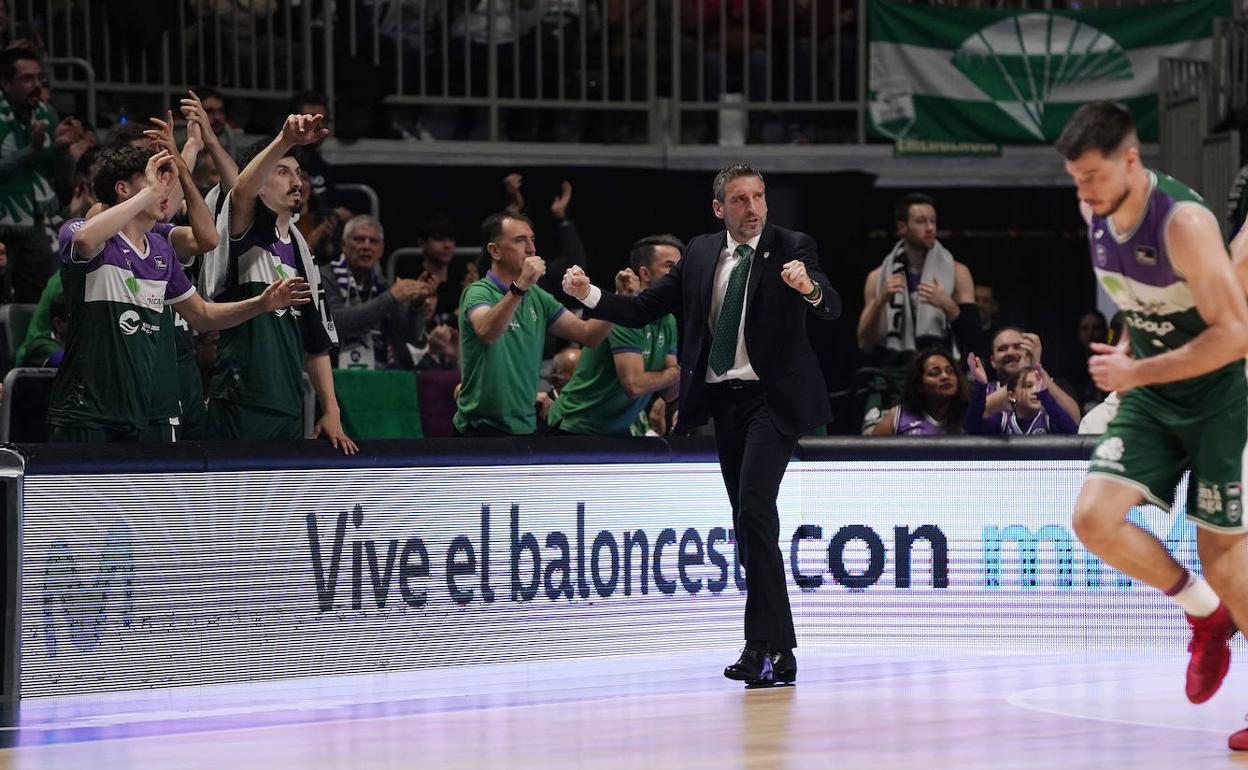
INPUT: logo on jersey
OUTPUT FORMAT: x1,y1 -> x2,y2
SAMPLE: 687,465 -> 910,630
118,310 -> 141,336
154,255 -> 166,270
1093,244 -> 1108,267
1197,481 -> 1224,515
1092,437 -> 1125,471
1134,246 -> 1157,267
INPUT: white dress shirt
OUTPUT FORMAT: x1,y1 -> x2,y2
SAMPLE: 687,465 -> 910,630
704,232 -> 761,383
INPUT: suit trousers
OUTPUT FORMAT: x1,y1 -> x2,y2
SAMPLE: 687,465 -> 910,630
708,380 -> 798,651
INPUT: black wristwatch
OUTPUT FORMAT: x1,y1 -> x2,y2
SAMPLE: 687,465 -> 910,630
509,282 -> 528,297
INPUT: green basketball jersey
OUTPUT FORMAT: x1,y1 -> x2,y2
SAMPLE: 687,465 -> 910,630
48,218 -> 195,433
1090,171 -> 1245,406
454,273 -> 566,435
547,315 -> 677,435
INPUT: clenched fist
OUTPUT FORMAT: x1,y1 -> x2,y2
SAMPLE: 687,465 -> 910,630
781,260 -> 814,294
615,268 -> 640,296
517,255 -> 546,290
563,265 -> 591,301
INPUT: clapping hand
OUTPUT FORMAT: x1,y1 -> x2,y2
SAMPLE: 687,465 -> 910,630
550,181 -> 572,220
615,268 -> 639,296
967,352 -> 988,385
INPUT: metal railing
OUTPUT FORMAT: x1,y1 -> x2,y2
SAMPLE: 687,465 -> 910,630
11,0 -> 326,117
8,0 -> 1220,146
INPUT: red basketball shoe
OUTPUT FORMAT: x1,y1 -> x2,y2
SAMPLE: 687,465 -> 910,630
1230,723 -> 1248,751
1187,603 -> 1235,704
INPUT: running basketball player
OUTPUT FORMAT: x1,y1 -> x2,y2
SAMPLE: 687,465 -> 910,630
1058,101 -> 1248,751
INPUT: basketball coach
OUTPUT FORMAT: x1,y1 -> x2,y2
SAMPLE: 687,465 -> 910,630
562,164 -> 841,686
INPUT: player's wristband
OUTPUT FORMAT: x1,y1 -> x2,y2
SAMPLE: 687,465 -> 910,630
803,285 -> 822,303
509,282 -> 528,297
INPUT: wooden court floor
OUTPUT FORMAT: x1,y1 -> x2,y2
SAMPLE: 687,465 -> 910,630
1,648 -> 1247,769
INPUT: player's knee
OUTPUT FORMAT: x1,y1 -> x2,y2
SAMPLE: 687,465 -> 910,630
1071,502 -> 1115,551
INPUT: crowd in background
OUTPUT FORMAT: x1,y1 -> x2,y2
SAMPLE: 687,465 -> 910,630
0,43 -> 1118,445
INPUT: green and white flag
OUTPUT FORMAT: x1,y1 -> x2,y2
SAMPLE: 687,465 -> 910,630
868,0 -> 1230,144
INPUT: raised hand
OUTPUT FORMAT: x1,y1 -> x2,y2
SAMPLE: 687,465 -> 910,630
1033,364 -> 1049,392
615,268 -> 639,296
54,117 -> 85,147
144,149 -> 177,199
280,113 -> 329,146
1019,332 -> 1044,368
562,265 -> 591,300
184,117 -> 205,154
883,273 -> 906,296
390,278 -> 430,304
550,181 -> 572,220
180,90 -> 220,147
781,259 -> 814,294
503,173 -> 524,214
142,110 -> 181,157
260,277 -> 313,312
967,352 -> 988,385
517,255 -> 546,290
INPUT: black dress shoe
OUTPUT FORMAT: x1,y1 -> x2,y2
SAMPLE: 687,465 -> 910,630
769,649 -> 796,684
724,649 -> 773,685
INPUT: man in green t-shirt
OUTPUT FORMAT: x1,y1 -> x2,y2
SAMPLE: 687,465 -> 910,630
548,235 -> 683,436
454,212 -> 613,437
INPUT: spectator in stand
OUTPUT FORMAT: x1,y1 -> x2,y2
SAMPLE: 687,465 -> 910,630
1078,312 -> 1127,435
870,347 -> 967,436
453,211 -> 613,436
1068,309 -> 1110,413
22,290 -> 66,367
0,48 -> 88,302
394,212 -> 464,324
858,193 -> 978,433
547,235 -> 683,436
107,122 -> 153,150
321,214 -> 438,370
536,345 -> 581,424
984,326 -> 1081,425
502,173 -> 587,301
967,355 -> 1079,435
191,87 -> 242,160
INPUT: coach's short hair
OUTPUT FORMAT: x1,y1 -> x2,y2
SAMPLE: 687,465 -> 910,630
1055,101 -> 1137,161
479,211 -> 534,266
712,163 -> 764,203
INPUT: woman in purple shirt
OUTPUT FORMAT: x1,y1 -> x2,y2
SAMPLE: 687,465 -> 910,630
872,348 -> 969,436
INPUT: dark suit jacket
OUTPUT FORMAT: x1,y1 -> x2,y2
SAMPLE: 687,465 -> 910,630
587,224 -> 841,435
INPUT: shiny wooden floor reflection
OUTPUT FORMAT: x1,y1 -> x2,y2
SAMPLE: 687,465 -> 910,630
3,649 -> 1248,769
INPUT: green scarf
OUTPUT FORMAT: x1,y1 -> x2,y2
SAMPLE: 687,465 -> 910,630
0,94 -> 58,231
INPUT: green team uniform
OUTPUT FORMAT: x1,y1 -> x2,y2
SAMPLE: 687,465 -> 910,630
15,270 -> 63,366
1087,171 -> 1248,533
207,197 -> 335,440
548,315 -> 677,435
47,218 -> 195,442
454,272 -> 566,435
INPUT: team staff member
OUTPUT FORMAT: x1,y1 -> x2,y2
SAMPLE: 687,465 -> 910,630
454,212 -> 614,437
562,164 -> 841,686
547,235 -> 683,436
